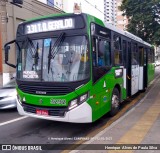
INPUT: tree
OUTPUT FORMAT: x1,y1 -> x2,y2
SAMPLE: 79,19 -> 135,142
120,0 -> 160,45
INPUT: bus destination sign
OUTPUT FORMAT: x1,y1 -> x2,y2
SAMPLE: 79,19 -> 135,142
25,18 -> 74,34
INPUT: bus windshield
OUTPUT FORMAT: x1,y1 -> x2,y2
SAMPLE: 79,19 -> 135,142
17,35 -> 90,82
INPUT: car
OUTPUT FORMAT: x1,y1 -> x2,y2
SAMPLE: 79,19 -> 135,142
155,60 -> 160,67
0,79 -> 17,109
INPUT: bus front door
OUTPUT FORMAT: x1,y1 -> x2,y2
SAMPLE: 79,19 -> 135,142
126,42 -> 131,97
138,47 -> 144,90
143,48 -> 148,89
131,43 -> 139,95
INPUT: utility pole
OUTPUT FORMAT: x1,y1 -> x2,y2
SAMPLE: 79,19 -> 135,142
0,20 -> 2,74
0,0 -> 8,75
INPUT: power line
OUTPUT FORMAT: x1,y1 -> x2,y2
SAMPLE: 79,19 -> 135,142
84,0 -> 104,14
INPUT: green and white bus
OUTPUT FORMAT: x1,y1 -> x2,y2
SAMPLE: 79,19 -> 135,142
5,13 -> 155,123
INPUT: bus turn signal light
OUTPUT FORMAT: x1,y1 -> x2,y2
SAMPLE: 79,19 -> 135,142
96,102 -> 99,105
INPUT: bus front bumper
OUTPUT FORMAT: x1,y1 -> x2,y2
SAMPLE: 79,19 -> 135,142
17,99 -> 92,123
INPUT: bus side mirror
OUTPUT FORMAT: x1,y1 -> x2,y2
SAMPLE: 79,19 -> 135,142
5,46 -> 10,62
4,40 -> 16,68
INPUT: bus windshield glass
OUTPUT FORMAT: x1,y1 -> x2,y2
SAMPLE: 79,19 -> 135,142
17,35 -> 90,82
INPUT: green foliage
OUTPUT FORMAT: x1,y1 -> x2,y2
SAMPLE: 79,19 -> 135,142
120,0 -> 160,45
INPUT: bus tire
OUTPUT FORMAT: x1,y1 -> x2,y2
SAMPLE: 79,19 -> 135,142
109,88 -> 120,116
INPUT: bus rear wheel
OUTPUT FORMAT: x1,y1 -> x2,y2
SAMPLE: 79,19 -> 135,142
109,88 -> 120,116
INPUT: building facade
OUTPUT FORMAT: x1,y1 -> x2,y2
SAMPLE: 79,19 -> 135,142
104,0 -> 117,25
116,0 -> 128,30
0,0 -> 62,85
104,0 -> 128,30
38,0 -> 63,10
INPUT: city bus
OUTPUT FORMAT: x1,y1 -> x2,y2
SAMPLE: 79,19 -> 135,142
4,13 -> 155,123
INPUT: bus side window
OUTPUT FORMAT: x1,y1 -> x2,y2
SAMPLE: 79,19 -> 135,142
92,37 -> 97,66
114,35 -> 123,66
148,49 -> 154,63
139,47 -> 144,66
123,40 -> 127,67
132,43 -> 139,65
98,39 -> 110,67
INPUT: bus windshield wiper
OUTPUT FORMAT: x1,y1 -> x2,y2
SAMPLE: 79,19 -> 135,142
34,42 -> 39,66
48,32 -> 65,73
26,37 -> 39,67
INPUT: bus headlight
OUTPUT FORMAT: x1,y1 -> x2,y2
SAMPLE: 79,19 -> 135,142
79,93 -> 88,104
68,93 -> 88,110
69,99 -> 78,110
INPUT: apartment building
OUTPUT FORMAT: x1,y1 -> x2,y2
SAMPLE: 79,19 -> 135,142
116,0 -> 128,30
104,0 -> 117,25
104,0 -> 128,30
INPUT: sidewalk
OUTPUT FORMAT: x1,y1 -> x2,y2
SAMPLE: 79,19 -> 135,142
0,73 -> 15,87
70,75 -> 160,153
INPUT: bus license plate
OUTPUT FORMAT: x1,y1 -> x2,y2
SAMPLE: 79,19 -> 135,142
36,109 -> 49,116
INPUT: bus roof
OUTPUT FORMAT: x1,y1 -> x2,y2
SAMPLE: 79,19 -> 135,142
104,22 -> 151,47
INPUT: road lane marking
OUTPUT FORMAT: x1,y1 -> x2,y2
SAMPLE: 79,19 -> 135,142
0,116 -> 28,127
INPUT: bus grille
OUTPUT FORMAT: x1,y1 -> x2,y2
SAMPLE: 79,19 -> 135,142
18,84 -> 72,95
22,103 -> 67,117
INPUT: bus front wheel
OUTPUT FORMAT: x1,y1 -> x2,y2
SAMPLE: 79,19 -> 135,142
109,88 -> 120,116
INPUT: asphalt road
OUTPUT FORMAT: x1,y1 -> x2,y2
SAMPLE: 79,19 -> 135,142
0,67 -> 160,153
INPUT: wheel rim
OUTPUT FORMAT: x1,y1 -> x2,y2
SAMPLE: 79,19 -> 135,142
112,94 -> 119,109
